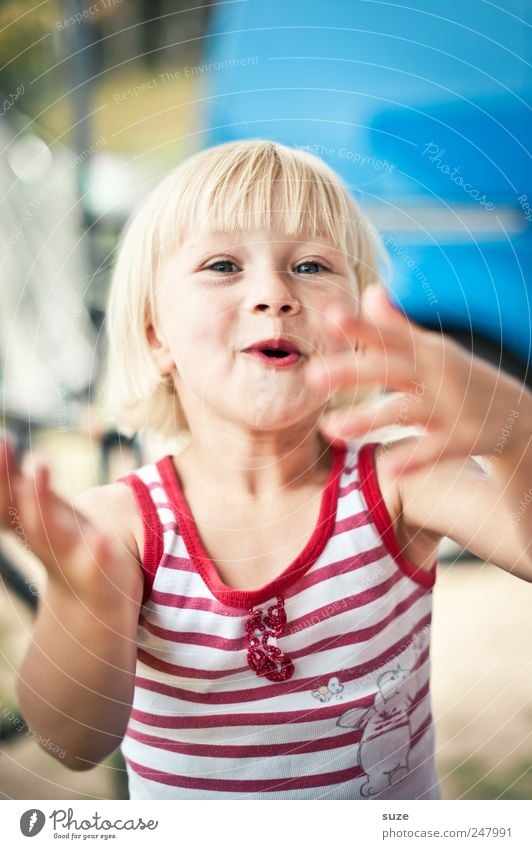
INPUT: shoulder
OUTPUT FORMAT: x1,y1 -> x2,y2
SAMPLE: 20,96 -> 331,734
72,481 -> 144,566
357,437 -> 443,574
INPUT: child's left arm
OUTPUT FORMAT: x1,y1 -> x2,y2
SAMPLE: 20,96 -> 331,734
309,285 -> 532,582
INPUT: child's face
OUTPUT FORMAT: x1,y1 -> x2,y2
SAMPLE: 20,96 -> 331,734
148,227 -> 359,433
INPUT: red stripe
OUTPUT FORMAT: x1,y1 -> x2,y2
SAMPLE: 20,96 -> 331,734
160,520 -> 180,533
124,712 -> 435,792
300,569 -> 403,624
124,756 -> 365,791
151,556 -> 408,631
128,675 -> 433,732
137,581 -> 428,680
150,590 -> 238,616
338,478 -> 360,497
340,622 -> 432,686
139,615 -> 242,650
333,510 -> 373,535
141,544 -> 391,645
125,725 -> 362,758
129,698 -> 373,729
139,567 -> 417,653
285,543 -> 390,597
157,553 -> 197,573
149,556 -> 405,623
134,610 -> 432,704
410,708 -> 433,748
158,541 -> 392,598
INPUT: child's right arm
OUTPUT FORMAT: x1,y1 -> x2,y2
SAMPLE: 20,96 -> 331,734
2,445 -> 144,771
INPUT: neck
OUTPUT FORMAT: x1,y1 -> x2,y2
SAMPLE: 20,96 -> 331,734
176,413 -> 336,504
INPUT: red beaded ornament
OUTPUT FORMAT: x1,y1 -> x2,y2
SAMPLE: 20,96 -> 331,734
245,595 -> 295,681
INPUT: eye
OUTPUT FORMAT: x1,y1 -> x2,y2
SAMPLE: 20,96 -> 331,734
294,260 -> 328,274
206,259 -> 239,273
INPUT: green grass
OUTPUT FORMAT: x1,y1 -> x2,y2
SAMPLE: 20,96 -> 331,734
451,757 -> 532,800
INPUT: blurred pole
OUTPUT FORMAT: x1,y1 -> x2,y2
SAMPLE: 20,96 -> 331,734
63,0 -> 94,223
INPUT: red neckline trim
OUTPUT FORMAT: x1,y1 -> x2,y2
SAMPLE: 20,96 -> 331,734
357,441 -> 437,589
156,442 -> 348,609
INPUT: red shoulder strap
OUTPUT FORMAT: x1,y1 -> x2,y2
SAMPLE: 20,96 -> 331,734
357,441 -> 436,589
117,473 -> 164,605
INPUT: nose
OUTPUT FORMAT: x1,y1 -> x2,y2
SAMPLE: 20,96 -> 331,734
245,272 -> 302,317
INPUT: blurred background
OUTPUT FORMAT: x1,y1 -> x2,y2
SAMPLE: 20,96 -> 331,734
0,0 -> 530,801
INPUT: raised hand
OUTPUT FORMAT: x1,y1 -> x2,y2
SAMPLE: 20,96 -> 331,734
10,457 -> 133,608
308,284 -> 529,476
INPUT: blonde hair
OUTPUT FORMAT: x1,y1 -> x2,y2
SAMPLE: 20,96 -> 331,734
99,139 -> 387,441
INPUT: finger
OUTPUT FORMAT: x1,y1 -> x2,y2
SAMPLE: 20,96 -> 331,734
15,467 -> 76,570
0,439 -> 20,523
12,472 -> 48,562
362,284 -> 412,331
325,304 -> 406,353
27,462 -> 88,536
319,393 -> 414,439
36,469 -> 85,550
22,467 -> 60,559
31,464 -> 60,533
0,437 -> 18,475
378,436 -> 440,477
309,351 -> 415,393
1,438 -> 20,489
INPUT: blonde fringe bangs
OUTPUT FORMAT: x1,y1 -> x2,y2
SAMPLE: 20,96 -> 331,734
99,139 -> 387,442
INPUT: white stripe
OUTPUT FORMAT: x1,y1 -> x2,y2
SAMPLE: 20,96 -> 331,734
122,706 -> 434,785
142,562 -> 428,660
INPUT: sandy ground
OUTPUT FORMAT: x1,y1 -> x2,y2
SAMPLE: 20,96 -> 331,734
432,559 -> 532,799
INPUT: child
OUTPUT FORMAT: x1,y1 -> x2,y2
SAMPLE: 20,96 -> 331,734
3,140 -> 531,800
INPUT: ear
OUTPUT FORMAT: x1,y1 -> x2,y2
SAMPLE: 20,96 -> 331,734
146,322 -> 175,376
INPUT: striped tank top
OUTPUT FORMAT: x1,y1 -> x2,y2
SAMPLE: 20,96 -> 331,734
117,439 -> 441,800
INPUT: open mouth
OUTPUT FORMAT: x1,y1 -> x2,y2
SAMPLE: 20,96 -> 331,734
243,348 -> 302,368
260,347 -> 292,358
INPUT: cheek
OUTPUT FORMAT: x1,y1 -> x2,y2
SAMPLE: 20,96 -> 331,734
174,308 -> 235,372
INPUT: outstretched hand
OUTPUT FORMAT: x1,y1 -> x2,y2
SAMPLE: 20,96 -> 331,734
2,442 -> 128,607
308,284 -> 528,476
